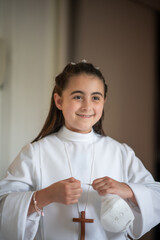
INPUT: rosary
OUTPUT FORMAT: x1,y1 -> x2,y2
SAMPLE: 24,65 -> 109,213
64,142 -> 95,240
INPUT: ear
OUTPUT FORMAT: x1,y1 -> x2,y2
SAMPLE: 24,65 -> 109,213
54,93 -> 63,110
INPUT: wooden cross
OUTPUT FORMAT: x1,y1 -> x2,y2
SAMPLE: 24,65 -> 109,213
73,211 -> 94,240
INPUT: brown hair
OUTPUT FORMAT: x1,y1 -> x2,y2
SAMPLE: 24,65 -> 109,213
32,61 -> 108,142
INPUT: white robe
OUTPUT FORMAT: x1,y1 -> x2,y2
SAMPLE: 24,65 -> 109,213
0,126 -> 160,240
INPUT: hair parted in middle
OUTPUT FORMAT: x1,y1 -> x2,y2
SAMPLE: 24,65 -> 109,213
32,61 -> 108,142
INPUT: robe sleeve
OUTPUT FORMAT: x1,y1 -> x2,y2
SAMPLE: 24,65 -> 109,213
0,143 -> 41,240
121,144 -> 160,239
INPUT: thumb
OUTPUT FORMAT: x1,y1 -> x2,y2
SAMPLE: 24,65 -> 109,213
68,177 -> 78,183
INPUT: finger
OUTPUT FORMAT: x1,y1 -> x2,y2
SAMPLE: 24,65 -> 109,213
93,179 -> 108,190
67,177 -> 81,186
68,188 -> 82,197
63,178 -> 81,191
71,192 -> 82,199
65,183 -> 82,197
67,177 -> 78,183
64,197 -> 78,205
98,190 -> 110,196
93,177 -> 105,185
66,198 -> 79,205
65,191 -> 82,205
93,176 -> 111,186
69,182 -> 82,191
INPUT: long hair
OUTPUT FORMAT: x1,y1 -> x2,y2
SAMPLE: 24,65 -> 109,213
32,61 -> 108,142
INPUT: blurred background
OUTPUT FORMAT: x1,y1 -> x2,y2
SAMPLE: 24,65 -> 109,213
0,0 -> 159,239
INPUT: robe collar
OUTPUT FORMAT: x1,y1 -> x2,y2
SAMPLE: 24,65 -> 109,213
57,125 -> 95,142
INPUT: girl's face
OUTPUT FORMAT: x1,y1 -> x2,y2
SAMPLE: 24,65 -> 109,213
54,74 -> 106,133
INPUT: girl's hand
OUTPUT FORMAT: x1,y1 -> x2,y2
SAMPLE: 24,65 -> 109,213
46,177 -> 82,205
92,177 -> 137,205
28,177 -> 82,216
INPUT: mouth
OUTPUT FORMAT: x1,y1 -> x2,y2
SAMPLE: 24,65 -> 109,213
76,113 -> 94,118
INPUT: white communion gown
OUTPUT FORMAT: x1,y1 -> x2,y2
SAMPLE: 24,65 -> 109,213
0,126 -> 160,240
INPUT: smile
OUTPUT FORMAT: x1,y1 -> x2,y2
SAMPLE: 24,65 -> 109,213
76,114 -> 94,118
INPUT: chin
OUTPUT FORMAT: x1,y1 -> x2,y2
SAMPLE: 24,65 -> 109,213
69,122 -> 93,133
77,127 -> 92,133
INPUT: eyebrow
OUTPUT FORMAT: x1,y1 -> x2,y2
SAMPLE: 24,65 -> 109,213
70,90 -> 103,97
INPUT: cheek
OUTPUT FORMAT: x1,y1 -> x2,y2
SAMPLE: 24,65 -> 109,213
62,102 -> 78,115
95,104 -> 104,115
69,101 -> 80,111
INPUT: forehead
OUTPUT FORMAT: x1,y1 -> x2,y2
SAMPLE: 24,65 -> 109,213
66,73 -> 104,91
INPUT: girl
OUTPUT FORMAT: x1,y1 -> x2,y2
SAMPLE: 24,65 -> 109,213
0,61 -> 160,240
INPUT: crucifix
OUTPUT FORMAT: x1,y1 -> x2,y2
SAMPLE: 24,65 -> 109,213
73,211 -> 94,240
63,142 -> 95,239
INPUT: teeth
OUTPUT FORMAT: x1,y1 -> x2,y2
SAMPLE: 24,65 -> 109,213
77,114 -> 93,117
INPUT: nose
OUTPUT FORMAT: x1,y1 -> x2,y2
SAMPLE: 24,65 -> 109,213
81,98 -> 92,111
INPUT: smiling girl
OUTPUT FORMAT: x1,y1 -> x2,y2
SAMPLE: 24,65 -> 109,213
54,73 -> 105,133
0,61 -> 160,240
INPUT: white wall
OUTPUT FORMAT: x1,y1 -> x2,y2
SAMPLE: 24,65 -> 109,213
0,0 -> 58,178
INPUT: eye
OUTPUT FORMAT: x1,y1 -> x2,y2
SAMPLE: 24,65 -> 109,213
73,95 -> 82,100
92,96 -> 100,101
